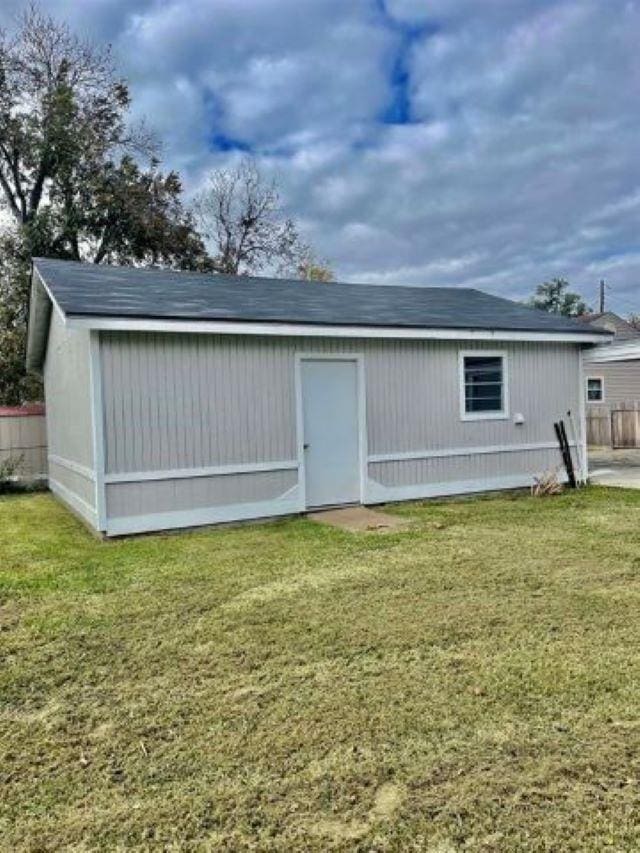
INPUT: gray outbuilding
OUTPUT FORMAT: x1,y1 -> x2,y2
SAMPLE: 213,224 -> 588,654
26,258 -> 609,536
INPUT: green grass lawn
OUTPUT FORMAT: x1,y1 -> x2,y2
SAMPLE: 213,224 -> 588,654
2,489 -> 640,851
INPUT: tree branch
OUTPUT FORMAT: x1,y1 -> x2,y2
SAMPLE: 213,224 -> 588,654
0,163 -> 22,222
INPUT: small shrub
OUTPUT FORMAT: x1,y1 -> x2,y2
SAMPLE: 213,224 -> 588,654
0,454 -> 24,493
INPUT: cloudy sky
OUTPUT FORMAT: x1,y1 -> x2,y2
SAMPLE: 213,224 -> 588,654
2,0 -> 640,310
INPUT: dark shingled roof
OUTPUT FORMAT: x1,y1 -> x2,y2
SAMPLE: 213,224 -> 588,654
33,257 -> 610,336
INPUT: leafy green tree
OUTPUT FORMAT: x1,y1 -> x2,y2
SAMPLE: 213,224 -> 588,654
0,230 -> 40,404
48,155 -> 209,268
528,278 -> 589,316
0,5 -> 210,403
0,4 -> 141,227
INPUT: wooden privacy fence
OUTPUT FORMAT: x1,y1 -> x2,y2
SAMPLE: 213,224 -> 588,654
0,405 -> 47,481
612,402 -> 640,449
587,401 -> 640,449
586,409 -> 611,447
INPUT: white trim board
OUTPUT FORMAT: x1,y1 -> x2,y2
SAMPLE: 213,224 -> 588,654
364,471 -> 567,505
89,331 -> 107,531
578,348 -> 588,483
368,440 -> 569,464
102,444 -> 568,485
104,459 -> 299,485
34,268 -> 66,323
48,455 -> 95,482
64,314 -> 608,344
49,478 -> 99,529
458,349 -> 509,422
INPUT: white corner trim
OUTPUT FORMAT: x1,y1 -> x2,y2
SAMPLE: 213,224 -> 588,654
577,349 -> 589,482
364,471 -> 567,505
458,349 -> 509,422
49,478 -> 99,528
48,455 -> 96,482
367,440 -> 568,465
64,314 -> 609,344
105,487 -> 302,536
89,331 -> 107,531
104,459 -> 299,485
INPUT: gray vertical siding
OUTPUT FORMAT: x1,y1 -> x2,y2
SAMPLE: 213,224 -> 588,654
44,311 -> 96,526
99,332 -> 582,534
101,334 -> 579,469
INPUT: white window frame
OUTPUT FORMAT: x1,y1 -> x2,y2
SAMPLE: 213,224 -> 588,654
586,375 -> 605,403
459,350 -> 509,422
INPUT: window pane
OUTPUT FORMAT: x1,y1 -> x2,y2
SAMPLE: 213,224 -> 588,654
466,396 -> 503,412
466,382 -> 502,399
587,378 -> 603,401
464,356 -> 503,413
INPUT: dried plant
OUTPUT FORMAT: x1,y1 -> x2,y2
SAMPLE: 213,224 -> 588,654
531,467 -> 564,497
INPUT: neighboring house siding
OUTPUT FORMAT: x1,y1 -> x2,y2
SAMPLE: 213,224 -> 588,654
99,332 -> 582,534
44,311 -> 96,526
584,359 -> 640,447
585,360 -> 640,409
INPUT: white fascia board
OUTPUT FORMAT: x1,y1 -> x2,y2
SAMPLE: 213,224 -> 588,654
583,342 -> 640,362
64,315 -> 609,344
33,267 -> 66,323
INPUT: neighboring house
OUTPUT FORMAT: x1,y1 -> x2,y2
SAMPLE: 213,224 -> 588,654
578,312 -> 640,447
26,258 -> 608,536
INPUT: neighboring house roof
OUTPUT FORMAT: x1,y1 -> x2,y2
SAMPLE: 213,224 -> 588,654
27,257 -> 611,371
575,311 -> 640,341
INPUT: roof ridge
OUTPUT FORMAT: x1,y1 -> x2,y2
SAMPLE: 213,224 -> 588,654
33,257 -> 477,293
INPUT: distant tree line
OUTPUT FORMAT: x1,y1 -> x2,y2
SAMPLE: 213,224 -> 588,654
0,5 -> 332,404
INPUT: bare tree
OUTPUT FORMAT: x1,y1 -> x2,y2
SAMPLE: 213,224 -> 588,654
193,159 -> 327,277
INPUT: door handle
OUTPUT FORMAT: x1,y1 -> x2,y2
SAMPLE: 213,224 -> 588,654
303,443 -> 310,450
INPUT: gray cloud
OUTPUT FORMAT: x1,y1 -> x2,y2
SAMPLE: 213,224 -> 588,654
2,0 -> 640,312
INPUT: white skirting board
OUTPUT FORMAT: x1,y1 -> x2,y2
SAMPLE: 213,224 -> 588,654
100,473 -> 557,536
49,478 -> 99,530
364,472 -> 561,505
106,485 -> 302,536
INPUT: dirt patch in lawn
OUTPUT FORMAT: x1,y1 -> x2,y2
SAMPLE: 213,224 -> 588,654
307,505 -> 412,532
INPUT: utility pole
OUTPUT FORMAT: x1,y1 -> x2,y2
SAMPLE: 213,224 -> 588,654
599,279 -> 606,313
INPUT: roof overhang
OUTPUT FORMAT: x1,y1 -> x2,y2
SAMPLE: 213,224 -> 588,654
64,314 -> 610,344
26,259 -> 611,373
26,268 -> 54,373
583,340 -> 640,363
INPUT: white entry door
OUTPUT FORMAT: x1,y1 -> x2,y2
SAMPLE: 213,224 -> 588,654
300,358 -> 361,508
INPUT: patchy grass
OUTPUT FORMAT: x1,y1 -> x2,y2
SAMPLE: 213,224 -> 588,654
1,488 -> 640,851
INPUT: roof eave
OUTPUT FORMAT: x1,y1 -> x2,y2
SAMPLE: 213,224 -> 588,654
26,267 -> 54,373
584,340 -> 640,362
64,314 -> 610,344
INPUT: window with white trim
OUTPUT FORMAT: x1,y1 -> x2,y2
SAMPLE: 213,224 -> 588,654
460,352 -> 508,419
586,376 -> 604,402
